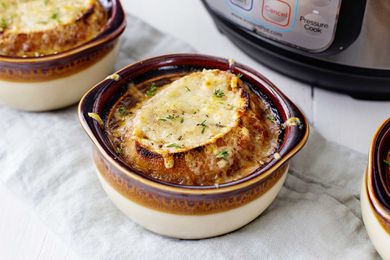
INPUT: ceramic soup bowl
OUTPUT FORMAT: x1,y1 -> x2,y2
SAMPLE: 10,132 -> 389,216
0,0 -> 126,111
361,117 -> 390,259
79,54 -> 309,239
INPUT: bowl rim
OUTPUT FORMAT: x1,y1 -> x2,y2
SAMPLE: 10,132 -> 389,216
0,0 -> 126,63
367,117 -> 390,221
78,53 -> 309,195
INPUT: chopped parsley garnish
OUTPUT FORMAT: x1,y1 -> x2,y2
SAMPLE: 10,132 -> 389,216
266,114 -> 275,121
236,73 -> 243,78
185,86 -> 191,92
167,143 -> 182,148
197,120 -> 208,134
216,150 -> 229,159
226,104 -> 234,110
159,114 -> 183,122
384,160 -> 390,166
146,83 -> 157,97
215,123 -> 225,128
214,89 -> 225,98
118,107 -> 126,117
1,2 -> 6,9
1,18 -> 8,29
116,146 -> 122,155
51,12 -> 60,22
44,0 -> 49,5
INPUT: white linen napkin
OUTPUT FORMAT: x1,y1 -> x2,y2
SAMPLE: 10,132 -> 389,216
0,13 -> 378,259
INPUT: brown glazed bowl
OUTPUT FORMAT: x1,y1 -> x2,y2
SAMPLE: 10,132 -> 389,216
0,0 -> 126,111
361,117 -> 390,259
79,54 -> 309,239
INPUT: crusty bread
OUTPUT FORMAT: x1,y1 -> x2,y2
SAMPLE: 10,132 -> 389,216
0,0 -> 107,57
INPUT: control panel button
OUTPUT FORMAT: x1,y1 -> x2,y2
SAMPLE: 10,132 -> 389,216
300,12 -> 329,35
230,0 -> 253,11
262,0 -> 292,27
209,0 -> 342,51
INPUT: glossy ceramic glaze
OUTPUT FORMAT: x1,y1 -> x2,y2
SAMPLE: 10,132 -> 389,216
0,0 -> 126,111
79,54 -> 309,239
361,117 -> 390,259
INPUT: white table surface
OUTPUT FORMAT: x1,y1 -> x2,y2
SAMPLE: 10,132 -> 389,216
1,1 -> 389,259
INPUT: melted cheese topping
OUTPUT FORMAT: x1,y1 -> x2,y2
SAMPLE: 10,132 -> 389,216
107,69 -> 282,185
0,0 -> 94,33
131,70 -> 247,155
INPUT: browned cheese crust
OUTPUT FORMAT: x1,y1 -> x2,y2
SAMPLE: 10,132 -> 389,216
107,70 -> 281,186
0,1 -> 107,57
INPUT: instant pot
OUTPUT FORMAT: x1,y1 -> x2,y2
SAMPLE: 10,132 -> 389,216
202,0 -> 390,99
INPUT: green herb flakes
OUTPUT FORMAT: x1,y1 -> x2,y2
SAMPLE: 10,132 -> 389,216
146,83 -> 157,97
1,18 -> 7,29
214,89 -> 225,98
159,114 -> 184,123
266,114 -> 275,121
384,160 -> 390,166
216,150 -> 229,159
118,107 -> 126,117
167,143 -> 181,148
51,12 -> 60,22
197,120 -> 207,134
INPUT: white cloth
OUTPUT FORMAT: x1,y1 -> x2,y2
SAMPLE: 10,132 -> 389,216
0,14 -> 377,259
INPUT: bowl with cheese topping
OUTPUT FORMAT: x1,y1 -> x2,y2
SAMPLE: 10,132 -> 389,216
79,54 -> 309,239
361,117 -> 390,259
0,0 -> 126,111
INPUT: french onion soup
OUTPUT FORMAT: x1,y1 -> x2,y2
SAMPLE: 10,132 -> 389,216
105,69 -> 282,186
0,0 -> 108,57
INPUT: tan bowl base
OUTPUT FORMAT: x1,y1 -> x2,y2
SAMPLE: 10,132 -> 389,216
361,170 -> 390,259
95,164 -> 288,239
0,43 -> 120,111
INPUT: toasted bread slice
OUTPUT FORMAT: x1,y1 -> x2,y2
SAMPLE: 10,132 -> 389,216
108,70 -> 281,186
0,0 -> 107,57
